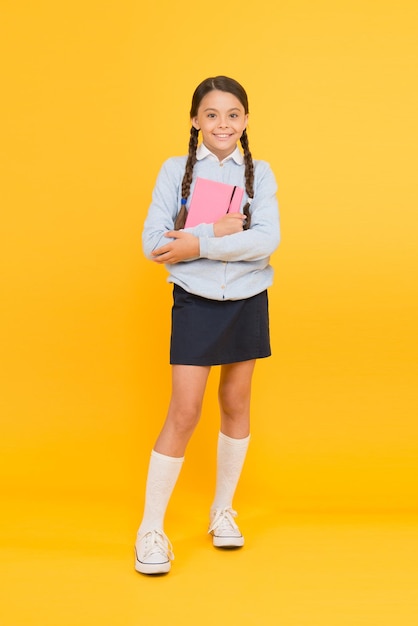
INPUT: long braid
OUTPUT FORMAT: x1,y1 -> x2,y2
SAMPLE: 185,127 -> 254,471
240,128 -> 254,230
174,126 -> 199,230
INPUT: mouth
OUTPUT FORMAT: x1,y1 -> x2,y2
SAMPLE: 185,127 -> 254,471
214,133 -> 232,140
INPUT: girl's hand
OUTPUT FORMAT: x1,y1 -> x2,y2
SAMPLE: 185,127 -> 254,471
213,213 -> 246,237
152,231 -> 200,264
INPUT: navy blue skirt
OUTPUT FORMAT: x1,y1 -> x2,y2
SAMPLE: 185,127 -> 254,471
170,284 -> 271,366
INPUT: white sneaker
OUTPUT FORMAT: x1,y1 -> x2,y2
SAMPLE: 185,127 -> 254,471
134,529 -> 174,575
208,508 -> 244,548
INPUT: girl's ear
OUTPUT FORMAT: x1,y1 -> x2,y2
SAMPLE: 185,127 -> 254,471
244,113 -> 249,128
192,117 -> 200,130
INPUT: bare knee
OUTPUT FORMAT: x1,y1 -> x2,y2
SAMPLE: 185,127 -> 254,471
218,381 -> 251,418
154,403 -> 202,456
218,361 -> 255,417
218,390 -> 250,438
166,402 -> 201,437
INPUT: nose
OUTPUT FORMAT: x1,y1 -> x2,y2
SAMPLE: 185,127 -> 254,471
218,116 -> 229,128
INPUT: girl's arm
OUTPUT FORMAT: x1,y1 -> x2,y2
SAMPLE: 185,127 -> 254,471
143,159 -> 280,264
142,158 -> 214,261
199,161 -> 280,262
166,161 -> 280,263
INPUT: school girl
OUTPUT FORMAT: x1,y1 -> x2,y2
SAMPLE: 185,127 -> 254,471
135,75 -> 280,574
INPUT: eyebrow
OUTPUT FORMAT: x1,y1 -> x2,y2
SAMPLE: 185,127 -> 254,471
203,107 -> 242,113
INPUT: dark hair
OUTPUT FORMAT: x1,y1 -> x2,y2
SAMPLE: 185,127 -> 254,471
174,76 -> 254,230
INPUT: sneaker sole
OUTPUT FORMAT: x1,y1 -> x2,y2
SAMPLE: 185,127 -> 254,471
212,535 -> 245,548
134,554 -> 171,575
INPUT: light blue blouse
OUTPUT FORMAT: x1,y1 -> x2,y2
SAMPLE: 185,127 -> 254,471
142,146 -> 280,301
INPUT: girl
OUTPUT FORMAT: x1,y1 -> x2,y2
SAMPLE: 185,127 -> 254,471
135,76 -> 280,575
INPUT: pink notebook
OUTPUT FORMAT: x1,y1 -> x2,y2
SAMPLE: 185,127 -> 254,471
184,177 -> 244,228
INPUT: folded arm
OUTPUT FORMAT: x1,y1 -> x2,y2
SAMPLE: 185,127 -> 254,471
143,159 -> 280,265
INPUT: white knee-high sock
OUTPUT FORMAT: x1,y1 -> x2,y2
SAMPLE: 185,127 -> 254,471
138,450 -> 184,536
211,432 -> 250,515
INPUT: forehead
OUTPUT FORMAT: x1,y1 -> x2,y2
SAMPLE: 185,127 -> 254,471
198,90 -> 244,112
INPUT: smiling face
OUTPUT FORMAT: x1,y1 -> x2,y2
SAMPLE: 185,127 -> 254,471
191,90 -> 248,161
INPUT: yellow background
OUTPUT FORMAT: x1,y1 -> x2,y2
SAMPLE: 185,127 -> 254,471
1,0 -> 417,624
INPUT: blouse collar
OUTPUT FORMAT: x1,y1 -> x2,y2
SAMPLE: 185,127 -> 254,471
196,143 -> 244,165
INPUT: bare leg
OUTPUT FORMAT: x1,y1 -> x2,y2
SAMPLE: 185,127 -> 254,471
154,364 -> 211,457
136,364 -> 211,572
218,359 -> 256,438
208,360 -> 256,547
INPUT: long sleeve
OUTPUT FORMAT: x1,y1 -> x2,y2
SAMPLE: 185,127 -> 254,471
142,157 -> 214,260
199,161 -> 280,262
141,155 -> 280,301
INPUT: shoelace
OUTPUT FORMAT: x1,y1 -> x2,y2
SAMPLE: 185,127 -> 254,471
140,530 -> 174,561
208,507 -> 240,535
